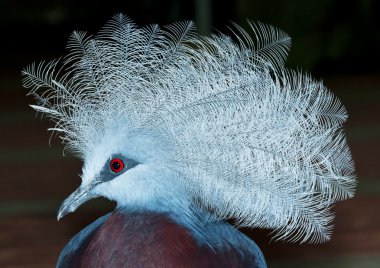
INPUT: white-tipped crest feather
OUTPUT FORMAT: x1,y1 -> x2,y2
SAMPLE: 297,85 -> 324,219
22,14 -> 356,243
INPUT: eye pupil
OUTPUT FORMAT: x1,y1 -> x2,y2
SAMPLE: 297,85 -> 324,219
110,158 -> 124,173
112,162 -> 120,169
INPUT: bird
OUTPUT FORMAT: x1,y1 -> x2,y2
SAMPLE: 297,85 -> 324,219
22,14 -> 356,268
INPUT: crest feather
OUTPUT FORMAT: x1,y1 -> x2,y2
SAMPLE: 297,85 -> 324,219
22,14 -> 356,243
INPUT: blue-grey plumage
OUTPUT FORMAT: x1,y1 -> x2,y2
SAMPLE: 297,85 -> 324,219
23,13 -> 356,267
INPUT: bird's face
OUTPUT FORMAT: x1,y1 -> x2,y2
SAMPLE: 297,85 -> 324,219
57,153 -> 138,220
56,132 -> 173,220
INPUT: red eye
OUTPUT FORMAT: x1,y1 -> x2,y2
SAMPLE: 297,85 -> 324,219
110,158 -> 124,173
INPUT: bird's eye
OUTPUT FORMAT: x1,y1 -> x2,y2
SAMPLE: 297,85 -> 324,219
110,158 -> 124,173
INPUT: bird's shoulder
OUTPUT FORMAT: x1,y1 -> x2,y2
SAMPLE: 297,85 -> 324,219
202,220 -> 267,268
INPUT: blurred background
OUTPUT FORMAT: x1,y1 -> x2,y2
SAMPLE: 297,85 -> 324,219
0,0 -> 379,267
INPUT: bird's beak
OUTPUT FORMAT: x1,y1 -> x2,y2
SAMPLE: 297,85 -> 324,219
57,180 -> 101,221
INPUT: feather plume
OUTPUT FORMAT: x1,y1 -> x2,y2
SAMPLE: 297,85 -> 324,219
22,14 -> 356,243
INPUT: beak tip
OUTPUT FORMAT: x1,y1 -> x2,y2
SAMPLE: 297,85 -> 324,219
57,203 -> 71,221
57,209 -> 65,221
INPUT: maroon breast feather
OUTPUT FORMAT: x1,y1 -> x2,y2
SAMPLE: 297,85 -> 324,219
68,212 -> 258,268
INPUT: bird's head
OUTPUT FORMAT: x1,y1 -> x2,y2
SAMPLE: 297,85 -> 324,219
23,14 -> 356,243
57,127 -> 182,220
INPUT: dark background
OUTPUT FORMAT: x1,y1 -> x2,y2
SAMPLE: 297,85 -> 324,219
1,0 -> 379,267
